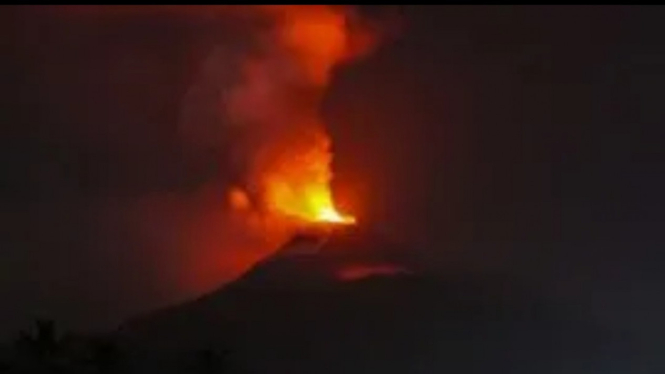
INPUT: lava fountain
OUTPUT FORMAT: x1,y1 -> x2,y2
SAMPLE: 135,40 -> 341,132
230,126 -> 355,226
222,6 -> 375,228
261,130 -> 356,225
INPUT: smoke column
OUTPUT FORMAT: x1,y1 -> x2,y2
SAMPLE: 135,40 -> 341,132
1,6 -> 394,334
42,4 -> 387,308
170,5 -> 382,295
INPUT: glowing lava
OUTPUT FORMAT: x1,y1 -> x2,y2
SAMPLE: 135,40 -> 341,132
261,130 -> 356,226
317,206 -> 355,224
221,6 -> 372,228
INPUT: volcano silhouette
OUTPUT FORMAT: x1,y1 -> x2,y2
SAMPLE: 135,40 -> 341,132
118,227 -> 626,373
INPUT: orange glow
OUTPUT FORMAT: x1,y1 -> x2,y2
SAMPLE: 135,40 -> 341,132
269,5 -> 349,86
337,264 -> 408,281
228,187 -> 251,211
261,130 -> 356,225
224,6 -> 365,227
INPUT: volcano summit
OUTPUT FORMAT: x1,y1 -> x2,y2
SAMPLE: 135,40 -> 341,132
118,228 -> 624,374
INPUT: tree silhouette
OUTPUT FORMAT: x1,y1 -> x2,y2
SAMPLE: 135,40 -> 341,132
12,319 -> 67,373
14,319 -> 60,359
5,320 -> 241,373
87,337 -> 121,373
192,347 -> 230,373
34,319 -> 59,358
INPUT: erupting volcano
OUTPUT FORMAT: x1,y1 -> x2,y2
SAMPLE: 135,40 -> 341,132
215,6 -> 372,229
261,131 -> 356,226
174,5 -> 382,294
229,128 -> 355,226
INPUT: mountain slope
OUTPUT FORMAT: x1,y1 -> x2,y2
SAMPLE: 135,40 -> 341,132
119,229 -> 630,373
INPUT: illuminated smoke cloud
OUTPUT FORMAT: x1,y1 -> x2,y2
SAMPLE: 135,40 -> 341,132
175,5 -> 382,292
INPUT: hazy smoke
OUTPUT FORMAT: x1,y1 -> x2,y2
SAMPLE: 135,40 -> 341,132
171,6 -> 382,294
38,4 -> 387,307
1,5 -> 397,335
180,6 -> 378,206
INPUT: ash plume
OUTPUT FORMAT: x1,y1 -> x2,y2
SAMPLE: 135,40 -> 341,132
171,6 -> 387,294
22,5 -> 393,317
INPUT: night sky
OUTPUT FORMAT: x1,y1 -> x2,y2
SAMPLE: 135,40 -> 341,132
1,5 -> 663,357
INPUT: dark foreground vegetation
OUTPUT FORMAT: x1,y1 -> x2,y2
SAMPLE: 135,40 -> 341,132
1,319 -> 233,373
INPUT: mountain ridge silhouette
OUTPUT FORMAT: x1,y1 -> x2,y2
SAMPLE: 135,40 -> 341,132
117,228 -> 626,373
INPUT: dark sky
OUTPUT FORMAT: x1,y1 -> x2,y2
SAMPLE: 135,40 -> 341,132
1,5 -> 664,347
